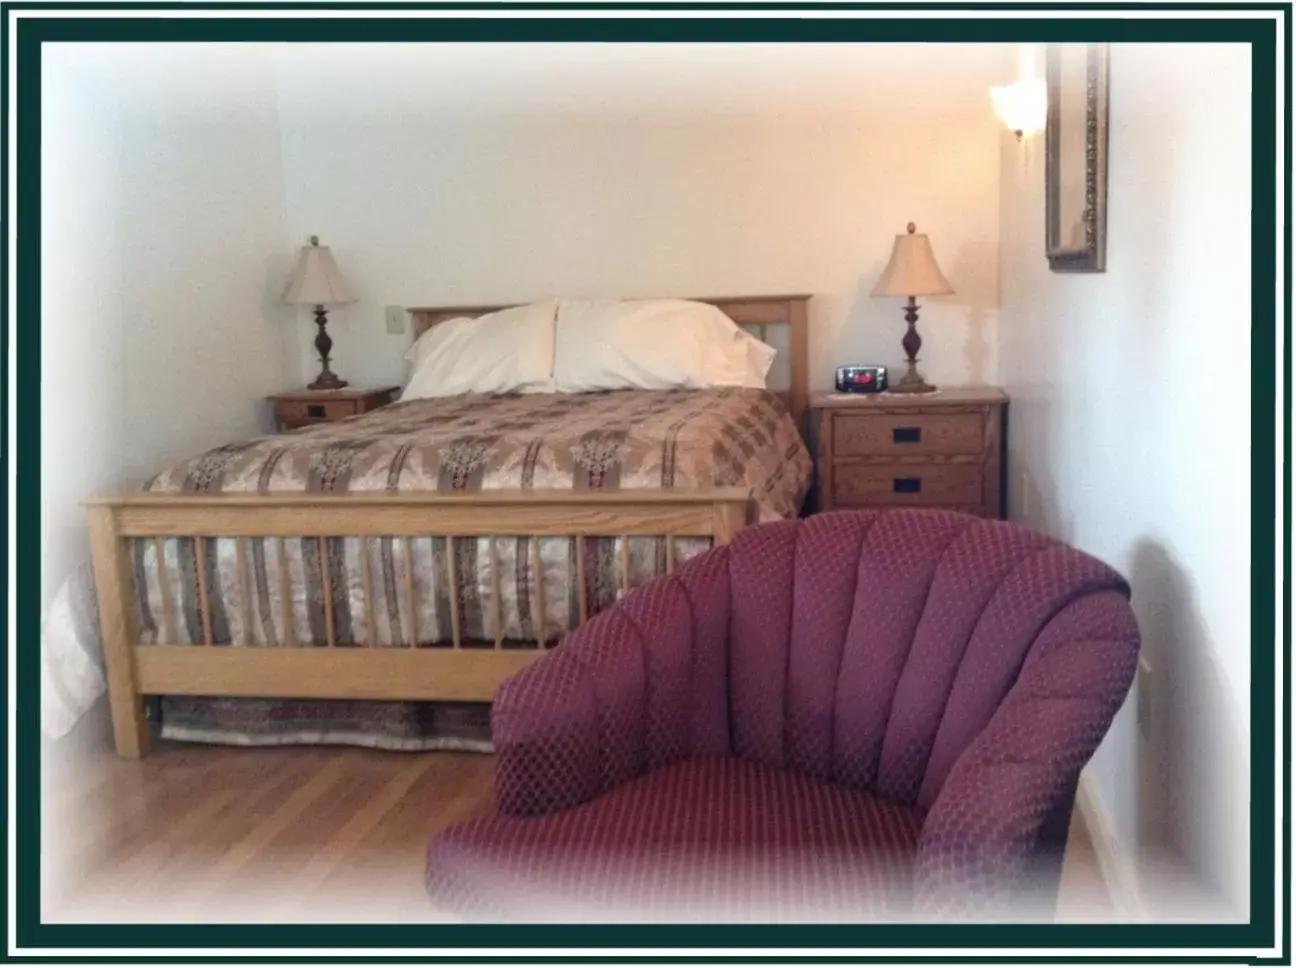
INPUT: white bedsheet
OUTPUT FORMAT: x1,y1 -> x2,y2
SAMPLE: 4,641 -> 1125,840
42,562 -> 106,739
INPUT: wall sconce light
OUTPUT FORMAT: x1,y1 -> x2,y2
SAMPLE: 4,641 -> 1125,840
991,47 -> 1047,141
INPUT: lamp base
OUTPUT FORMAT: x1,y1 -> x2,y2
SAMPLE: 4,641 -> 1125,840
893,297 -> 938,395
307,373 -> 349,391
888,372 -> 938,394
308,305 -> 347,391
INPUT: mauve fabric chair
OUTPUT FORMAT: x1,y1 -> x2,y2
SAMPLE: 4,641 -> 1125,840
425,509 -> 1140,921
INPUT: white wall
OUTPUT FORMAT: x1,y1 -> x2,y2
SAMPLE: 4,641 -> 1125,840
275,47 -> 1005,392
116,63 -> 295,484
997,43 -> 1252,917
41,46 -> 297,609
41,50 -> 126,611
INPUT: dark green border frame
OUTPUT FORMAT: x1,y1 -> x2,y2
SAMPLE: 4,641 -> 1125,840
3,5 -> 1288,962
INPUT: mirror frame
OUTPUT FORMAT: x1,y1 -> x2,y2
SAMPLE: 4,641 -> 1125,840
1045,43 -> 1110,273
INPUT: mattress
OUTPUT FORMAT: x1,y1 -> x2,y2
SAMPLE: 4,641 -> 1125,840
130,387 -> 812,750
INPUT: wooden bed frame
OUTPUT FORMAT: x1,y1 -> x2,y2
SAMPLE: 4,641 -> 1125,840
85,294 -> 810,759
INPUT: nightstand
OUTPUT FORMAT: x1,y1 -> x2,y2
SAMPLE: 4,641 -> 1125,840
268,386 -> 400,432
811,387 -> 1008,519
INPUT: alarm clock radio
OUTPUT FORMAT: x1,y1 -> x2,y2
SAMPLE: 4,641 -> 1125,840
835,364 -> 889,394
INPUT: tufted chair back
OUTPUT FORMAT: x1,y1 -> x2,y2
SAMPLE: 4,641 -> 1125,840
492,508 -> 1138,828
724,510 -> 1134,809
478,508 -> 1139,915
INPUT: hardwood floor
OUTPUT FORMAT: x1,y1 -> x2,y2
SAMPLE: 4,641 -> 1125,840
42,705 -> 1113,924
43,707 -> 495,923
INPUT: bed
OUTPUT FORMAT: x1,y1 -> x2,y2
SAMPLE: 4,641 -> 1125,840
82,294 -> 813,758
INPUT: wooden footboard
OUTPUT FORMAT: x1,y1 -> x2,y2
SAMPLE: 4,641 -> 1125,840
85,488 -> 752,759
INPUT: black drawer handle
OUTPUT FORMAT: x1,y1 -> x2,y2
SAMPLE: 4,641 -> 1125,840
307,404 -> 326,418
893,427 -> 922,444
893,477 -> 922,494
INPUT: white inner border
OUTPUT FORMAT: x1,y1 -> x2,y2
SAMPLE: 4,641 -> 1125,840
7,5 -> 1287,961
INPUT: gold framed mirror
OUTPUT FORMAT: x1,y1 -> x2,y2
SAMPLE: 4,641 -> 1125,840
1045,43 -> 1110,272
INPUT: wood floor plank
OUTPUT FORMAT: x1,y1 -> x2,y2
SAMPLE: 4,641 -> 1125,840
287,754 -> 437,893
49,748 -> 276,875
349,753 -> 493,853
43,739 -> 1109,923
114,751 -> 331,901
202,755 -> 354,886
81,787 -> 245,898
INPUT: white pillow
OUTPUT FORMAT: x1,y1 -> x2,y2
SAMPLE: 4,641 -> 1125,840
738,328 -> 778,388
404,316 -> 473,366
553,298 -> 771,392
401,299 -> 558,400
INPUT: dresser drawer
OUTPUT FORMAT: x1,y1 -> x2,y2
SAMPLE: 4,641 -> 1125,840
277,400 -> 358,427
832,463 -> 985,507
832,411 -> 986,457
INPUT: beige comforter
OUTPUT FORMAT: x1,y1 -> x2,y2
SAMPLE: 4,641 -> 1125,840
135,388 -> 810,650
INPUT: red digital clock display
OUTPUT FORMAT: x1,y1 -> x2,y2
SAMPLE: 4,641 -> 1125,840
835,365 -> 888,393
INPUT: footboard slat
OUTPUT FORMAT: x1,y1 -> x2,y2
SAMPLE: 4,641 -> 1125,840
619,535 -> 631,595
531,537 -> 545,647
155,537 -> 177,645
84,488 -> 752,758
278,537 -> 294,648
360,537 -> 377,647
403,536 -> 418,648
194,537 -> 214,647
446,536 -> 462,650
235,537 -> 253,646
575,536 -> 589,624
320,537 -> 336,649
491,536 -> 504,650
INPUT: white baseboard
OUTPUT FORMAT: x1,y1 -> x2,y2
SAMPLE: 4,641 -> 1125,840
1075,772 -> 1147,919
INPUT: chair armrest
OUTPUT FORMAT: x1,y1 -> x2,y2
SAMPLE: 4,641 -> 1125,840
913,591 -> 1139,918
491,547 -> 732,817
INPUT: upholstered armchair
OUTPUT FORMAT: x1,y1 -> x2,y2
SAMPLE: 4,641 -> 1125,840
426,509 -> 1140,921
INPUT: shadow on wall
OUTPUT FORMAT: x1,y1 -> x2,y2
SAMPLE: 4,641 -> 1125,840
1128,538 -> 1248,919
1005,394 -> 1077,543
943,240 -> 998,386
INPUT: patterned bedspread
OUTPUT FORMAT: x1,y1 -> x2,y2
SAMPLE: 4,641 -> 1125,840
134,388 -> 811,750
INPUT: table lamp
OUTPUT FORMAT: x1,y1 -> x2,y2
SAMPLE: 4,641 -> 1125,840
870,222 -> 954,394
282,235 -> 357,390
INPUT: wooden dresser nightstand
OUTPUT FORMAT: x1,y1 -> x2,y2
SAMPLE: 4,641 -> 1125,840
268,386 -> 400,432
811,387 -> 1008,519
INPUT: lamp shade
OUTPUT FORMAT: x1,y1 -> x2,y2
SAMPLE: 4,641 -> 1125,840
870,223 -> 954,299
282,235 -> 357,306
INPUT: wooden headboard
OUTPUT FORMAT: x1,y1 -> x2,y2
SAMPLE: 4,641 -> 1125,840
407,294 -> 811,430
